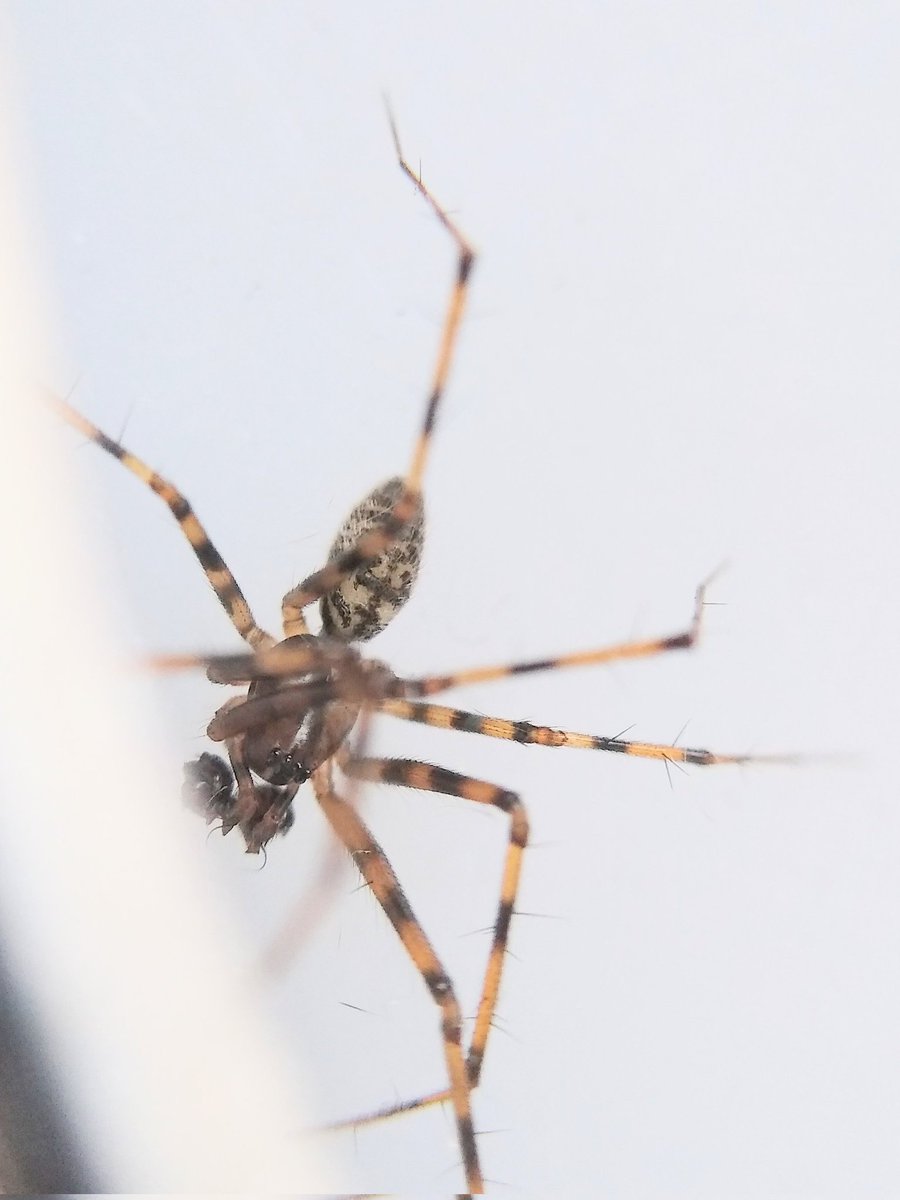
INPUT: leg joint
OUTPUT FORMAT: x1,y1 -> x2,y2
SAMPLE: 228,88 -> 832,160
497,789 -> 529,846
424,967 -> 454,1004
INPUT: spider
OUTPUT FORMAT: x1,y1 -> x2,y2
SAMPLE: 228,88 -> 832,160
52,112 -> 788,1196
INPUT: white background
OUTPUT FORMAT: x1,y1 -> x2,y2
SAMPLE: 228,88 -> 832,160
6,3 -> 899,1195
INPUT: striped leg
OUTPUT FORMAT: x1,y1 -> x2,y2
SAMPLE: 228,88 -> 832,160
310,762 -> 484,1195
339,751 -> 529,1090
405,572 -> 718,696
281,110 -> 476,637
377,699 -> 794,768
320,753 -> 528,1145
52,395 -> 275,648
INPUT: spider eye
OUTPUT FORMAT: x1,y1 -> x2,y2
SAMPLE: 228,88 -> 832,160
262,745 -> 310,786
282,749 -> 310,785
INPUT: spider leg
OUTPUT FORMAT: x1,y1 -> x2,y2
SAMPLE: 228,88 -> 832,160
319,751 -> 528,1146
225,738 -> 262,829
52,395 -> 276,649
203,652 -> 398,743
281,112 -> 475,638
310,761 -> 484,1195
338,750 -> 528,1092
148,637 -> 362,684
406,572 -> 718,696
378,699 -> 797,767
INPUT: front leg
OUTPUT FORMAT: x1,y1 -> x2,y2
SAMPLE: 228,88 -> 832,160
226,736 -> 298,853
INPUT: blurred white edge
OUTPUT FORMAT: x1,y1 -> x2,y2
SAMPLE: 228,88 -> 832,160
0,40 -> 334,1197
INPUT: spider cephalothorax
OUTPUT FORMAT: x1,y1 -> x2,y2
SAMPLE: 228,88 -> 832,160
187,630 -> 403,852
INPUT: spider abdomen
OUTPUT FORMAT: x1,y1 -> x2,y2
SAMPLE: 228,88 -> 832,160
320,477 -> 424,642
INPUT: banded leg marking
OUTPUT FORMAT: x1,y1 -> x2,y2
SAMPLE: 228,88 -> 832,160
408,573 -> 716,696
378,699 -> 793,768
310,764 -> 483,1194
339,752 -> 529,1089
53,396 -> 274,648
281,110 -> 475,637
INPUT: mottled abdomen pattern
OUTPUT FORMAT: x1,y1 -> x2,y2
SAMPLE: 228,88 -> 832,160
320,477 -> 424,642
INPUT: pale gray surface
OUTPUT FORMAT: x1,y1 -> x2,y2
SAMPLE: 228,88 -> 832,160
7,3 -> 899,1195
